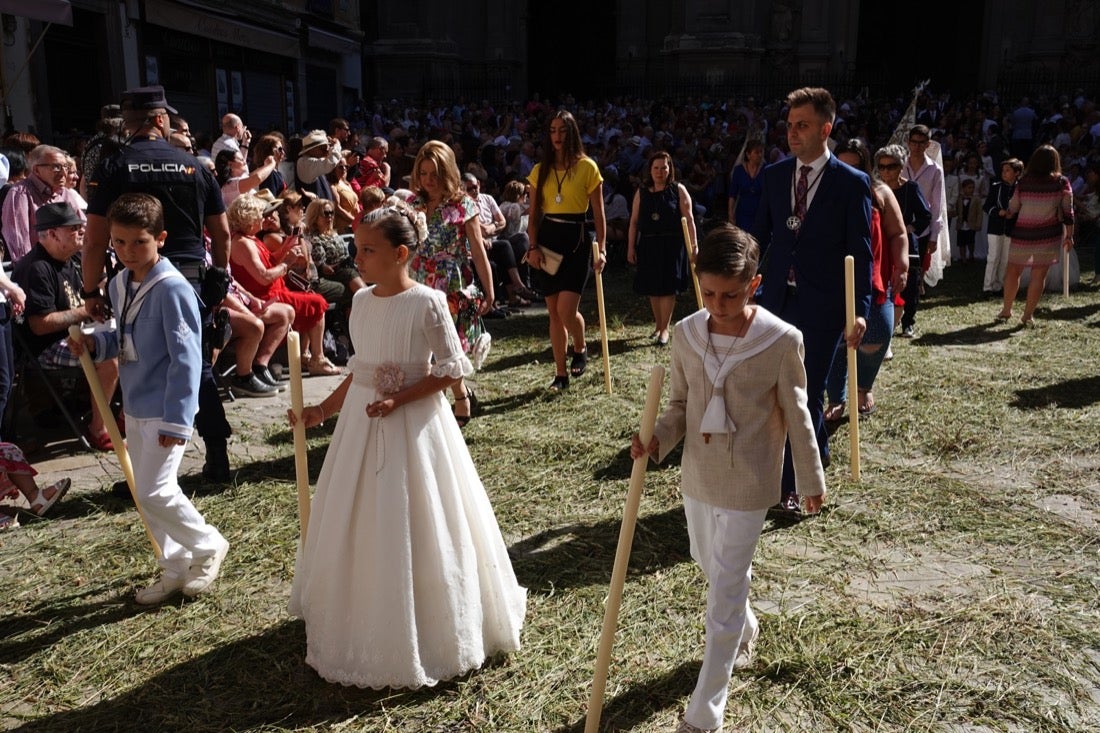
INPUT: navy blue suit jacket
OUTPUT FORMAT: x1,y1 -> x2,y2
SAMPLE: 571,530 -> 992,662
752,155 -> 873,335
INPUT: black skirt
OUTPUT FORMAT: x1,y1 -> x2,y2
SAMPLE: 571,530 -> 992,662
534,214 -> 590,296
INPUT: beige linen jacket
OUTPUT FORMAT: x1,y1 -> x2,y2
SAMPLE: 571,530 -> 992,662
652,307 -> 826,511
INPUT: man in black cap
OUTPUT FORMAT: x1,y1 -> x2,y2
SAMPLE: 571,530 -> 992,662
82,85 -> 235,482
12,203 -> 119,449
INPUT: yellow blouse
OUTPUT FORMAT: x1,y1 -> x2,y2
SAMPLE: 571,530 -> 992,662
528,157 -> 602,214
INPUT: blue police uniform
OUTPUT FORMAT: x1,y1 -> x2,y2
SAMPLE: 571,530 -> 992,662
86,135 -> 233,454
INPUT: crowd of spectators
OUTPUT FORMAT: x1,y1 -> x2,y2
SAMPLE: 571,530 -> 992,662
0,84 -> 1098,528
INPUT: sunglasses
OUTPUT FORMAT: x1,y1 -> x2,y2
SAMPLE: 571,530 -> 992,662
273,146 -> 284,152
321,210 -> 335,217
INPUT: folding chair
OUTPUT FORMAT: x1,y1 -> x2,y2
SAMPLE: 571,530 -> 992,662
6,325 -> 92,450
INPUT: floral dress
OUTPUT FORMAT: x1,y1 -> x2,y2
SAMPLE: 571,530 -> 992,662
408,194 -> 487,359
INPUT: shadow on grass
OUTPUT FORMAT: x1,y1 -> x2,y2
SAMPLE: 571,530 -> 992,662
8,621 -> 465,732
910,322 -> 1018,347
479,335 -> 658,374
0,580 -> 137,665
554,660 -> 702,733
510,506 -> 690,592
1011,374 -> 1100,410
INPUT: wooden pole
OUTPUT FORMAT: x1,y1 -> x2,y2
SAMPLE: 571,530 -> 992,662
843,257 -> 861,482
591,240 -> 612,395
682,216 -> 703,310
585,365 -> 665,732
287,331 -> 311,543
1063,243 -> 1070,298
67,325 -> 162,559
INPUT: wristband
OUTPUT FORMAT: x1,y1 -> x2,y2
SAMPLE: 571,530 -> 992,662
81,287 -> 103,299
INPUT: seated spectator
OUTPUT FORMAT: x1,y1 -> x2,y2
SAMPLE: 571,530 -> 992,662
325,160 -> 360,234
463,174 -> 535,307
215,149 -> 277,208
498,179 -> 529,237
11,203 -> 118,450
252,134 -> 288,198
227,195 -> 339,376
355,136 -> 391,190
359,185 -> 386,218
0,442 -> 71,530
2,145 -> 86,262
303,198 -> 365,306
219,277 -> 294,397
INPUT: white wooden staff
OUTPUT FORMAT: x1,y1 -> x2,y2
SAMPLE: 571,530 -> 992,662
682,216 -> 703,310
1063,242 -> 1070,298
591,240 -> 612,395
287,331 -> 311,543
843,256 -> 861,481
68,324 -> 162,558
585,365 -> 665,733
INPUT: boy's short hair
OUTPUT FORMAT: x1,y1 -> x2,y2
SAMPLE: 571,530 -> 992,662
694,223 -> 760,281
959,178 -> 976,190
107,192 -> 164,235
359,185 -> 386,209
1002,158 -> 1025,174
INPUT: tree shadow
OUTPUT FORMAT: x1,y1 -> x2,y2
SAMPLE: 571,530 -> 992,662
554,659 -> 702,733
509,506 -> 691,594
8,622 -> 465,732
1011,374 -> 1100,410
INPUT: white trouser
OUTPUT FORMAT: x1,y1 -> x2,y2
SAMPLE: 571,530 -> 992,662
683,496 -> 768,730
984,233 -> 1011,291
127,415 -> 224,578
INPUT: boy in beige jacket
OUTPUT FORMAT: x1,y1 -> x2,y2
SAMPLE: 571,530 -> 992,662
632,224 -> 826,733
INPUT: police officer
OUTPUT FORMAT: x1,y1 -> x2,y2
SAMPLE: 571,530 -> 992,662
82,86 -> 235,483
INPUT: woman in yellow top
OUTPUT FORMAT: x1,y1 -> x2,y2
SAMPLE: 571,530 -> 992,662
526,110 -> 607,391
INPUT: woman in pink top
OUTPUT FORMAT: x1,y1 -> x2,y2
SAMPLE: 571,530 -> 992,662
997,145 -> 1075,327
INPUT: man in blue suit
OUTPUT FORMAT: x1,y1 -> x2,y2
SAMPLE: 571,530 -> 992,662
752,87 -> 873,513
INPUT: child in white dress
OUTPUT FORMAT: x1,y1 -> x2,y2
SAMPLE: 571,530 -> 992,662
631,224 -> 826,733
287,203 -> 525,689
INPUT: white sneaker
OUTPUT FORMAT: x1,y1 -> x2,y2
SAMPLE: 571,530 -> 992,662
135,574 -> 187,605
676,720 -> 723,733
884,345 -> 894,361
182,537 -> 229,597
733,621 -> 760,669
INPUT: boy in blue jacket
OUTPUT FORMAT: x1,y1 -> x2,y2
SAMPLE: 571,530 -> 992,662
73,193 -> 229,604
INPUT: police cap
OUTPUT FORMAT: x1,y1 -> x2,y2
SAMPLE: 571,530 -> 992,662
121,85 -> 178,115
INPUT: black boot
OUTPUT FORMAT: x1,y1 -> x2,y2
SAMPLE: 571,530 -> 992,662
202,439 -> 232,483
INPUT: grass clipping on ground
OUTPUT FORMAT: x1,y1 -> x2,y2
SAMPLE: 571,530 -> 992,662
2,263 -> 1100,732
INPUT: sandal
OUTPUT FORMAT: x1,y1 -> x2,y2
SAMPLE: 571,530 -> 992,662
452,390 -> 478,428
994,312 -> 1012,324
87,428 -> 113,452
569,349 -> 588,378
28,478 -> 72,518
307,356 -> 342,377
516,285 -> 541,301
857,390 -> 876,417
824,402 -> 846,422
549,375 -> 569,392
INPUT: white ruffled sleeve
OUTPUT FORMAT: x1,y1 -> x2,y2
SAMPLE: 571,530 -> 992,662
424,289 -> 473,379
